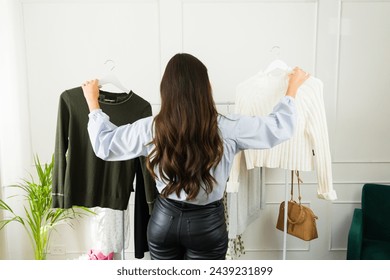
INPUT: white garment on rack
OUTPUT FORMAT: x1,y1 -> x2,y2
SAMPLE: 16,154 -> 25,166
228,70 -> 337,201
227,154 -> 262,238
90,207 -> 130,255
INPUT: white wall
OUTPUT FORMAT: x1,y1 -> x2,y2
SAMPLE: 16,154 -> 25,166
0,0 -> 34,260
1,0 -> 390,260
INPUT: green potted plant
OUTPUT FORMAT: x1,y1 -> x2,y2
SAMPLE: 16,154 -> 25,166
0,155 -> 94,260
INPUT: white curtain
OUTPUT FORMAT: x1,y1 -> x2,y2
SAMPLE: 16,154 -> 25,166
0,0 -> 33,259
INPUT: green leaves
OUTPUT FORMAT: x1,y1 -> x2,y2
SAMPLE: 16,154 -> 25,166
0,154 -> 93,259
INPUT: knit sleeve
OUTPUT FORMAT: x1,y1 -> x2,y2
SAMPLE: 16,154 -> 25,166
138,156 -> 158,214
52,91 -> 70,208
137,103 -> 157,213
306,80 -> 337,200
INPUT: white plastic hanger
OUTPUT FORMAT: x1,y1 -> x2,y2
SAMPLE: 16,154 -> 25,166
264,46 -> 292,75
98,60 -> 129,93
264,59 -> 291,74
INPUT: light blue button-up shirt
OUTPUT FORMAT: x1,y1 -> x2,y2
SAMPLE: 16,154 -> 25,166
87,96 -> 296,205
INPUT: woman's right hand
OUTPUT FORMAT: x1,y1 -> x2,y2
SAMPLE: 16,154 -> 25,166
286,67 -> 310,98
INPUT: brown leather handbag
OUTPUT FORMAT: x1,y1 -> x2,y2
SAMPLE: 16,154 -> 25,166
276,171 -> 318,241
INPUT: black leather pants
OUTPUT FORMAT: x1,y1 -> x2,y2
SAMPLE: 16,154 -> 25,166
147,196 -> 228,260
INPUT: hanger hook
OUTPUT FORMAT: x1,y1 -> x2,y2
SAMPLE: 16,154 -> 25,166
104,59 -> 116,71
270,46 -> 281,58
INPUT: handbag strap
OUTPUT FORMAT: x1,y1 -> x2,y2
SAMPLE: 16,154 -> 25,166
288,170 -> 305,224
290,170 -> 294,200
290,170 -> 302,204
296,170 -> 302,204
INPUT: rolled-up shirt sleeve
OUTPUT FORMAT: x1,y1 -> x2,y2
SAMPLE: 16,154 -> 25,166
87,109 -> 153,161
234,96 -> 297,150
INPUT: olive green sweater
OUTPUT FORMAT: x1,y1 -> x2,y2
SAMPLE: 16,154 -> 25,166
52,87 -> 157,211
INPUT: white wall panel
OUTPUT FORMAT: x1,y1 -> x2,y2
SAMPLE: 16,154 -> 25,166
334,1 -> 390,162
332,162 -> 390,185
330,201 -> 360,250
182,0 -> 318,103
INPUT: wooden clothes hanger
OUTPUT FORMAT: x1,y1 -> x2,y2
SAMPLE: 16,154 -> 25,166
98,60 -> 130,93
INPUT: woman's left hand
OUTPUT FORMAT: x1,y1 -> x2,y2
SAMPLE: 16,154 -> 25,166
82,79 -> 100,111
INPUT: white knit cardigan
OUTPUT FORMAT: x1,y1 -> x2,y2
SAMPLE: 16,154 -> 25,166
227,71 -> 337,201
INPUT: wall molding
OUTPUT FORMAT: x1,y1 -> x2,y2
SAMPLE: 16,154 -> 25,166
183,0 -> 317,3
265,181 -> 389,186
21,0 -> 156,3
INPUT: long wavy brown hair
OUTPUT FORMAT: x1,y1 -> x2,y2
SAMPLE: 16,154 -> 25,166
146,53 -> 223,201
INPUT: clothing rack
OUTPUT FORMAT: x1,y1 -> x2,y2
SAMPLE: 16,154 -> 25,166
282,169 -> 289,260
259,168 -> 290,260
121,211 -> 125,260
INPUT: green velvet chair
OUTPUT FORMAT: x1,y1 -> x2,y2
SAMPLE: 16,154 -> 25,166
347,183 -> 390,260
